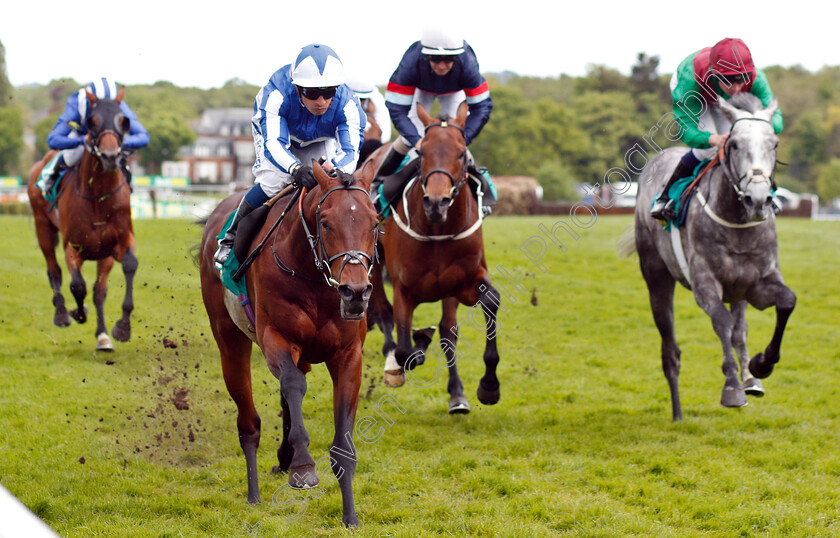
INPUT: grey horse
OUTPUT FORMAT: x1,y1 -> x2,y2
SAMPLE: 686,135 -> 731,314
626,92 -> 796,421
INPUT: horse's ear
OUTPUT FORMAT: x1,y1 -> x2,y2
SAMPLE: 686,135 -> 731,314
416,103 -> 433,126
760,98 -> 778,122
86,90 -> 98,104
312,159 -> 330,191
454,101 -> 468,127
353,159 -> 374,192
116,86 -> 125,103
718,96 -> 744,124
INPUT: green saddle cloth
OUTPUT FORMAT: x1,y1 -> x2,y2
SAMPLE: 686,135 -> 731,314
215,211 -> 248,297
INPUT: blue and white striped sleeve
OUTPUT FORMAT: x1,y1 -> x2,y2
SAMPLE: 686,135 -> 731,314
332,98 -> 365,173
258,88 -> 298,173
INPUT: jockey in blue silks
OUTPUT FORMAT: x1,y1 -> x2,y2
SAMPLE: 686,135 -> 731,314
41,77 -> 149,194
214,43 -> 366,269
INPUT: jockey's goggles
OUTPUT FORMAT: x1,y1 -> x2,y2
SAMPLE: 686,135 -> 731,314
298,86 -> 338,100
720,73 -> 749,85
427,55 -> 456,64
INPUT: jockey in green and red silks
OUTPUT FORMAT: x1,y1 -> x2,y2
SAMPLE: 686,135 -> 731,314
651,38 -> 784,220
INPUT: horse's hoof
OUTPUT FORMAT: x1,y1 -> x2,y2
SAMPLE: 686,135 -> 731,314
743,377 -> 765,397
112,320 -> 131,342
70,305 -> 88,324
748,352 -> 776,379
342,513 -> 360,528
96,332 -> 115,352
476,382 -> 500,405
412,326 -> 436,351
448,395 -> 471,414
383,369 -> 405,387
54,312 -> 72,327
246,494 -> 261,504
288,464 -> 319,489
720,385 -> 748,408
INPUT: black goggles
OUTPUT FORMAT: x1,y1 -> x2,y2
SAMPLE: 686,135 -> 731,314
720,73 -> 748,85
298,86 -> 338,100
427,55 -> 457,64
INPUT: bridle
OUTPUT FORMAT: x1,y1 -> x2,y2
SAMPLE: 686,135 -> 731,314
720,116 -> 777,201
417,120 -> 468,205
295,184 -> 378,287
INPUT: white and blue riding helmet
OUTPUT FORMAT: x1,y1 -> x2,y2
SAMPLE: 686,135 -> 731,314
291,44 -> 346,87
88,77 -> 119,99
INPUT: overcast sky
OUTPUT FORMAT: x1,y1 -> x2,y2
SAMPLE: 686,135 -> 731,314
2,0 -> 835,91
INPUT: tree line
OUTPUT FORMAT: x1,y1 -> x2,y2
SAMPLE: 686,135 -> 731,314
2,44 -> 839,202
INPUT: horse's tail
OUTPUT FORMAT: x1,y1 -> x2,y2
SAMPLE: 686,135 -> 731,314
616,223 -> 637,258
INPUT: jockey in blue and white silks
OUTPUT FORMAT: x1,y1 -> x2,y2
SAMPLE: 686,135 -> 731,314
214,43 -> 366,269
41,77 -> 149,193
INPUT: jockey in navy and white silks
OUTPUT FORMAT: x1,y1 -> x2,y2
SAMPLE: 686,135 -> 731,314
214,43 -> 365,269
375,24 -> 492,182
41,78 -> 149,191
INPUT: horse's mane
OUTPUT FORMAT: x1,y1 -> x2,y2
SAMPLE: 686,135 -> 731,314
335,169 -> 357,187
727,92 -> 764,113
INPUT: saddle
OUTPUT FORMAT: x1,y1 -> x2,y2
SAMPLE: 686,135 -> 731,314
661,158 -> 714,230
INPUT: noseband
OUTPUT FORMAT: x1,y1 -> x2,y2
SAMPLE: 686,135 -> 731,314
418,121 -> 468,204
298,185 -> 378,287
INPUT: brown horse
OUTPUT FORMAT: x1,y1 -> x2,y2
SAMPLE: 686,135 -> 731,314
199,164 -> 377,527
27,88 -> 137,351
361,102 -> 501,414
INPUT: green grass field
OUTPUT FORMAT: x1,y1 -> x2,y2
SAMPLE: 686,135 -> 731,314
1,213 -> 839,537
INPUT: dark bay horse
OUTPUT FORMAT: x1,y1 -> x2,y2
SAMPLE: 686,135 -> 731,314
627,93 -> 796,421
199,164 -> 377,527
361,102 -> 501,414
27,88 -> 137,351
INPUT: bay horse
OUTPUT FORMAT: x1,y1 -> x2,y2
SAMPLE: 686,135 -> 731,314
27,88 -> 137,351
361,102 -> 501,414
199,164 -> 377,527
627,93 -> 796,421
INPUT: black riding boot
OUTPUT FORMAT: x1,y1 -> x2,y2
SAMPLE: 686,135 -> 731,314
650,155 -> 699,220
214,198 -> 256,269
375,146 -> 407,181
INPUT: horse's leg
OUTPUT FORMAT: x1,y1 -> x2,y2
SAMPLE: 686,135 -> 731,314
474,277 -> 501,406
637,238 -> 683,421
112,247 -> 138,342
747,276 -> 797,379
32,212 -> 71,327
439,297 -> 469,414
274,395 -> 293,473
730,301 -> 764,396
262,330 -> 319,490
692,277 -> 747,410
64,246 -> 88,325
368,250 -> 401,386
392,284 -> 423,371
92,257 -> 115,351
326,347 -> 362,527
218,328 -> 261,503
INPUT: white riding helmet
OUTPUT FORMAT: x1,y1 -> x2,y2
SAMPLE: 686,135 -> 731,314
346,78 -> 375,99
420,25 -> 465,55
88,77 -> 119,99
291,44 -> 345,88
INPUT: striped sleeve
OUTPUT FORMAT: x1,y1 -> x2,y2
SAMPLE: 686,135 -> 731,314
333,97 -> 365,172
259,88 -> 298,172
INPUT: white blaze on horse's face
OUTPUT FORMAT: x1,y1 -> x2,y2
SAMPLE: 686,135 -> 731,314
719,97 -> 779,221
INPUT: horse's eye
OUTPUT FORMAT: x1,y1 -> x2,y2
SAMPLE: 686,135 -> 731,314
730,141 -> 738,151
321,221 -> 329,230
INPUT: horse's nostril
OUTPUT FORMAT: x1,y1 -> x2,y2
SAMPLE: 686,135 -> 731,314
338,285 -> 353,301
362,284 -> 372,302
743,196 -> 754,207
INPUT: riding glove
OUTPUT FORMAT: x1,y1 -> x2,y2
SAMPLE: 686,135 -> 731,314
290,163 -> 318,190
